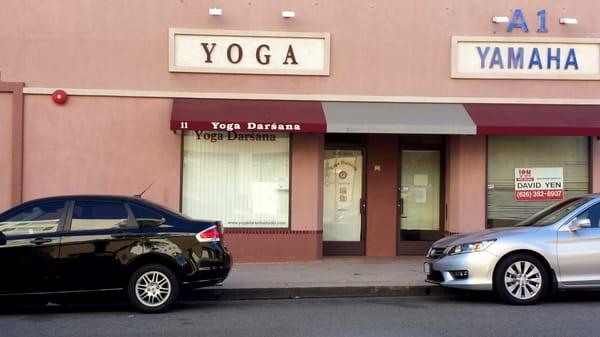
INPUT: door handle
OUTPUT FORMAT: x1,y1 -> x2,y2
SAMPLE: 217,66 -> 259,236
397,198 -> 404,215
111,232 -> 125,239
360,198 -> 367,215
111,232 -> 141,239
30,237 -> 52,245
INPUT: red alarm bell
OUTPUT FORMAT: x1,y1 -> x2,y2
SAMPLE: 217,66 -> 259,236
52,89 -> 68,105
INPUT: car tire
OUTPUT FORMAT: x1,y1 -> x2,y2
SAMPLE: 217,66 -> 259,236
494,253 -> 549,305
127,264 -> 180,313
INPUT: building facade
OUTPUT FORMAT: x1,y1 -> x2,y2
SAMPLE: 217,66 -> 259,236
1,1 -> 600,262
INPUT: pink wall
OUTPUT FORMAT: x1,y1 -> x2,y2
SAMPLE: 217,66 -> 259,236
446,135 -> 487,234
290,133 -> 324,231
0,93 -> 11,211
22,95 -> 181,209
1,1 -> 599,99
594,139 -> 600,193
366,135 -> 397,256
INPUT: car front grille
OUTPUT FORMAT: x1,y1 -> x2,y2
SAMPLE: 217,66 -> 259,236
427,247 -> 446,259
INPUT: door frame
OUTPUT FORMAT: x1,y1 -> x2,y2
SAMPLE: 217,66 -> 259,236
396,143 -> 446,256
322,144 -> 367,256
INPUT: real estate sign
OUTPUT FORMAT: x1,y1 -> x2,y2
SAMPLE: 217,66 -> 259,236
514,167 -> 564,201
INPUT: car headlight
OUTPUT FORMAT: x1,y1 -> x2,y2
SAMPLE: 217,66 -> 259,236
446,239 -> 496,255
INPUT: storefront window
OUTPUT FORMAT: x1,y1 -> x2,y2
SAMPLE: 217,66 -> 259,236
182,131 -> 290,228
487,136 -> 589,227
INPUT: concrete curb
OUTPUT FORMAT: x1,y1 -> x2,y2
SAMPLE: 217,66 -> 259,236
191,285 -> 447,301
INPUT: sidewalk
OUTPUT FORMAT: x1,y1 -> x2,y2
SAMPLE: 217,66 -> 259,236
194,256 -> 446,300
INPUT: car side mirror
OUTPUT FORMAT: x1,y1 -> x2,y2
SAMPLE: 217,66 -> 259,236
569,218 -> 592,232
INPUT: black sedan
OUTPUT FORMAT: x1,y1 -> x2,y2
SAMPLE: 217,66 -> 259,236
0,195 -> 232,312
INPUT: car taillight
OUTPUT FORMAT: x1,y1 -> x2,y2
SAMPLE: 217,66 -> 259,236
196,225 -> 221,243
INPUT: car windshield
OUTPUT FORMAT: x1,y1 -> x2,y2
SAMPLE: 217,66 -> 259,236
517,197 -> 592,227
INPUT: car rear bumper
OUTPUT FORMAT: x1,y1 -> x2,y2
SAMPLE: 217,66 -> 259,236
425,251 -> 498,291
183,246 -> 232,288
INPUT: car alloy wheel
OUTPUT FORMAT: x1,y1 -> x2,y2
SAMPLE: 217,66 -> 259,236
135,271 -> 172,308
503,261 -> 542,300
494,253 -> 548,305
127,264 -> 180,313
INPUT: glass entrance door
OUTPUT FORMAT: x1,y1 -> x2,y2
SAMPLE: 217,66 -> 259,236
323,148 -> 365,255
397,148 -> 444,255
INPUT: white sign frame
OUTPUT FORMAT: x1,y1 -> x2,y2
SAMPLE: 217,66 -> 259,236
169,28 -> 331,76
452,36 -> 600,80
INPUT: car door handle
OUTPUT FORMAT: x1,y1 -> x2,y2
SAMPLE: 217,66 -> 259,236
30,237 -> 53,245
111,232 -> 141,239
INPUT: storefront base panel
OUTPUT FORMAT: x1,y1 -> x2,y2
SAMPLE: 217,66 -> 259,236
224,230 -> 323,263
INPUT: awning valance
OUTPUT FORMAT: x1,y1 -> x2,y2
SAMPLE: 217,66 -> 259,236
322,102 -> 476,134
465,104 -> 600,136
170,99 -> 326,133
170,99 -> 600,136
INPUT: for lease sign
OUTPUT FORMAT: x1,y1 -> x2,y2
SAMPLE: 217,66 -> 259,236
515,168 -> 564,201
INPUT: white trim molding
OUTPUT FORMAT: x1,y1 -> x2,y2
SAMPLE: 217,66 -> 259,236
22,87 -> 600,105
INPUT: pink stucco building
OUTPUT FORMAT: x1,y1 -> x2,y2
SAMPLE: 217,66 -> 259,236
2,1 -> 600,262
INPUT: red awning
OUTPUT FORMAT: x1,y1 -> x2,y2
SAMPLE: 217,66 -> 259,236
465,104 -> 600,136
170,98 -> 326,133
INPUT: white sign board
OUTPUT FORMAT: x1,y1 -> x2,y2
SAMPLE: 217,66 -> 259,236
169,29 -> 330,75
452,36 -> 600,80
514,167 -> 564,201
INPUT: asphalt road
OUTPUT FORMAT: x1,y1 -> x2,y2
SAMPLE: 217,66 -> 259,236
2,292 -> 600,337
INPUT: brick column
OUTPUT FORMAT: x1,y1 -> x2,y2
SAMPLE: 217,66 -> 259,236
0,72 -> 24,209
445,135 -> 486,234
365,134 -> 398,256
593,137 -> 600,193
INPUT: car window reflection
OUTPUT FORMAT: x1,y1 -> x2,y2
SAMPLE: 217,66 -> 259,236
71,201 -> 128,231
0,201 -> 64,236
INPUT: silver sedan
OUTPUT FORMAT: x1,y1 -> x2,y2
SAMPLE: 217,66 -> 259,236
424,194 -> 600,304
